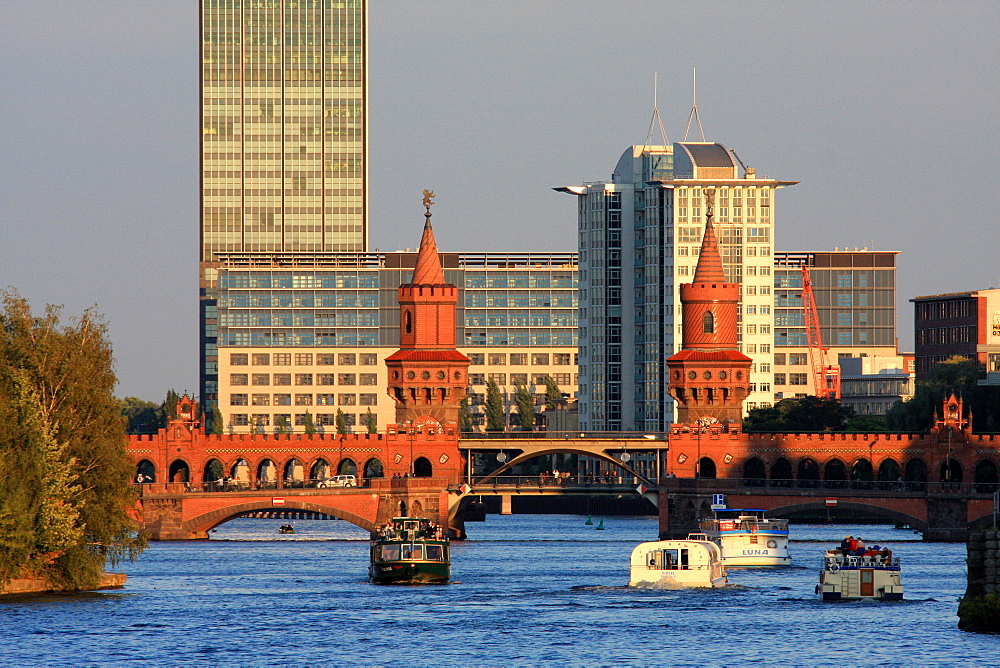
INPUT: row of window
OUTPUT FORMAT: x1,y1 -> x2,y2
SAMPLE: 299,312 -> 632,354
915,299 -> 974,320
773,373 -> 810,386
231,373 -> 376,386
231,352 -> 377,366
915,326 -> 974,346
468,373 -> 576,386
230,393 -> 377,407
469,353 -> 575,366
229,413 -> 363,428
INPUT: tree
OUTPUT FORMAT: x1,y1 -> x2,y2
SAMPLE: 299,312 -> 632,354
119,397 -> 163,435
514,383 -> 535,431
274,414 -> 291,435
743,397 -> 855,433
885,356 -> 1000,432
336,409 -> 349,435
0,290 -> 145,590
207,402 -> 224,436
459,396 -> 473,433
364,408 -> 377,434
303,411 -> 317,436
543,375 -> 563,411
163,389 -> 180,423
485,378 -> 505,432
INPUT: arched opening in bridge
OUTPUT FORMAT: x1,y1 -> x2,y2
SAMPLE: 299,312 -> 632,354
413,457 -> 433,478
824,459 -> 847,489
697,457 -> 716,479
136,459 -> 156,483
974,459 -> 998,493
851,458 -> 873,486
258,459 -> 277,489
231,459 -> 250,486
797,458 -> 820,488
169,459 -> 190,483
904,458 -> 927,491
742,457 -> 766,487
770,458 -> 792,488
284,458 -> 304,487
204,459 -> 224,489
338,458 -> 357,476
940,458 -> 963,484
877,458 -> 901,490
364,458 -> 384,479
310,458 -> 330,483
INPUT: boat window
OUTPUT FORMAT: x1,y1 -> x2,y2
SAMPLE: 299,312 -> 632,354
680,549 -> 689,570
425,544 -> 444,561
402,544 -> 424,560
649,549 -> 680,570
750,535 -> 759,544
380,545 -> 400,561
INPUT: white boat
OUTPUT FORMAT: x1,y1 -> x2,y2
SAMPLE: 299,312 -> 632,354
817,547 -> 903,600
629,538 -> 727,588
698,509 -> 791,566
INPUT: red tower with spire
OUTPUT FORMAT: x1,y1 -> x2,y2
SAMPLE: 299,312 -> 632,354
667,189 -> 753,426
385,191 -> 471,427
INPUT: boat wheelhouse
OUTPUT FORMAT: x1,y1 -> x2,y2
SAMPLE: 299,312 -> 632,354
817,548 -> 903,600
369,517 -> 450,585
629,538 -> 727,588
699,509 -> 791,566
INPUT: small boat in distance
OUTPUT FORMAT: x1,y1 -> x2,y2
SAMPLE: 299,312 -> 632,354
278,524 -> 295,534
817,545 -> 903,600
629,538 -> 727,588
369,517 -> 450,585
699,509 -> 791,566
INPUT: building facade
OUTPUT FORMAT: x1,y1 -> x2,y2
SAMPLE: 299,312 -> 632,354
912,288 -> 1000,382
558,142 -> 795,432
201,0 -> 368,408
772,250 -> 899,402
839,354 -> 914,416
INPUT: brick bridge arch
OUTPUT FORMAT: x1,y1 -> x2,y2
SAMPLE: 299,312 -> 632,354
183,499 -> 377,538
767,500 -> 928,533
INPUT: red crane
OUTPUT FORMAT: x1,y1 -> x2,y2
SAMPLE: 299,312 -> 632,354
801,265 -> 841,400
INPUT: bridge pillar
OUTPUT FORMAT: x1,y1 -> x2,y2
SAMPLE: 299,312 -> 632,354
140,497 -> 209,540
925,496 -> 970,542
500,494 -> 513,515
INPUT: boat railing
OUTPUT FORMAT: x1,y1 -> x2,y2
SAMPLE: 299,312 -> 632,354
824,553 -> 900,570
701,519 -> 789,532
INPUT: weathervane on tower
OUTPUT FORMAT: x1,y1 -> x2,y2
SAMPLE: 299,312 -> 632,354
422,189 -> 435,214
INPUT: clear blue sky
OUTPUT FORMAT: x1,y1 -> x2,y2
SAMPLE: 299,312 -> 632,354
1,1 -> 997,401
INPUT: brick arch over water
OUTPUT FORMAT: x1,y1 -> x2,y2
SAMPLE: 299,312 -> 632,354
182,499 -> 378,537
767,500 -> 928,533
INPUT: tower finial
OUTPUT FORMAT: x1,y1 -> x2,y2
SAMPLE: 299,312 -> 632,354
422,189 -> 435,228
643,71 -> 670,150
682,66 -> 706,142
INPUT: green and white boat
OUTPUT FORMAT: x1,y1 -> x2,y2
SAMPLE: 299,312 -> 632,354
369,517 -> 450,584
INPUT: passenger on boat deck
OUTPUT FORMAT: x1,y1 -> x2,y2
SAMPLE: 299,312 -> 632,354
854,539 -> 866,556
840,536 -> 853,553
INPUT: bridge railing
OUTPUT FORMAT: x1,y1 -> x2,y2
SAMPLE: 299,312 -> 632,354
463,474 -> 645,490
664,477 -> 1000,496
135,476 -> 462,496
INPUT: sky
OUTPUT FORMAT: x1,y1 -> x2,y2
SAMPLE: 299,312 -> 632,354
1,1 -> 997,401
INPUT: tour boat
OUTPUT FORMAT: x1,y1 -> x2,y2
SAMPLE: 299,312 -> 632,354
698,509 -> 791,566
369,517 -> 450,585
817,547 -> 903,600
628,538 -> 727,588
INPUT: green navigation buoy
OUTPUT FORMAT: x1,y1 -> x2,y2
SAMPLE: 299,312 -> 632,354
585,515 -> 593,525
596,518 -> 605,530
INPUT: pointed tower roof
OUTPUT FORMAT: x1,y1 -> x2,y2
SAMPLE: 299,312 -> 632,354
692,206 -> 726,284
409,192 -> 445,285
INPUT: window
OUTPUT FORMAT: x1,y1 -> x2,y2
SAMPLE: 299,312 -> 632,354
273,394 -> 291,406
760,325 -> 770,334
273,373 -> 291,386
789,353 -> 808,365
252,353 -> 270,366
338,374 -> 356,385
509,353 -> 528,365
231,414 -> 249,426
230,354 -> 248,366
837,313 -> 852,326
746,305 -> 756,315
745,344 -> 757,354
760,383 -> 771,392
252,394 -> 270,406
295,374 -> 313,386
554,373 -> 572,385
360,373 -> 378,386
531,353 -> 550,365
317,373 -> 335,385
231,373 -> 249,386
790,373 -> 809,385
317,354 -> 335,365
488,353 -> 507,365
760,364 -> 770,373
531,374 -> 548,385
316,394 -> 336,406
703,311 -> 715,334
837,293 -> 853,307
745,285 -> 757,295
745,324 -> 757,335
488,373 -> 507,385
316,414 -> 335,426
774,373 -> 786,385
230,394 -> 248,406
774,353 -> 786,365
360,394 -> 378,406
252,374 -> 270,386
338,353 -> 356,365
746,266 -> 757,276
360,353 -> 378,366
837,331 -> 853,345
273,353 -> 291,366
295,353 -> 313,366
468,353 -> 485,365
511,373 -> 528,385
295,394 -> 313,405
553,353 -> 572,365
338,394 -> 357,406
469,373 -> 486,386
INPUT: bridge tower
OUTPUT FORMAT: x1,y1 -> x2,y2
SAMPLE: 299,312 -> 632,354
667,189 -> 753,426
385,191 -> 471,426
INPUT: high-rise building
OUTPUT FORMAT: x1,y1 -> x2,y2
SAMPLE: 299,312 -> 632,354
200,0 -> 367,407
558,141 -> 796,432
911,287 -> 1000,382
772,250 -> 899,402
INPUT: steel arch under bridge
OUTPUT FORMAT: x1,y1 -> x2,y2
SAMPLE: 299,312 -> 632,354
458,436 -> 669,486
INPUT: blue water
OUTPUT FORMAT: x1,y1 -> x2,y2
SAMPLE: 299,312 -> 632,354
1,515 -> 996,665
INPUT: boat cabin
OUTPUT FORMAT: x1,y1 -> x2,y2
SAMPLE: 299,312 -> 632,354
629,539 -> 727,588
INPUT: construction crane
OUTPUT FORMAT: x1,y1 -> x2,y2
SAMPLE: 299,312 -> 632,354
800,264 -> 841,400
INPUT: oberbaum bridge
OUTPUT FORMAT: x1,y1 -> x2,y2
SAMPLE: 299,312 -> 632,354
128,195 -> 1000,542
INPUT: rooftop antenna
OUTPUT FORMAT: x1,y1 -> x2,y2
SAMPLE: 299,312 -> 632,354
682,67 -> 706,142
643,71 -> 670,150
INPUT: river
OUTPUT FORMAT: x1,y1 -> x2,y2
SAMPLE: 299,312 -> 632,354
1,515 -> 996,665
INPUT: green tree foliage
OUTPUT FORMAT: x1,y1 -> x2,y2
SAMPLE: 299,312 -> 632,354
459,396 -> 473,433
336,409 -> 349,435
364,408 -> 377,434
0,291 -> 145,590
163,389 -> 180,422
274,414 -> 291,435
119,397 -> 163,435
885,356 -> 1000,432
543,375 -> 563,411
303,411 -> 317,435
514,383 -> 535,431
743,397 -> 855,433
485,378 -> 505,432
208,402 -> 224,436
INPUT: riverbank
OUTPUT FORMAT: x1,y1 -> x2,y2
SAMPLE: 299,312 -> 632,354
1,572 -> 126,596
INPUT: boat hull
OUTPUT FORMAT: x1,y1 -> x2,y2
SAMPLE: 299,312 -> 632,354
369,561 -> 450,585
